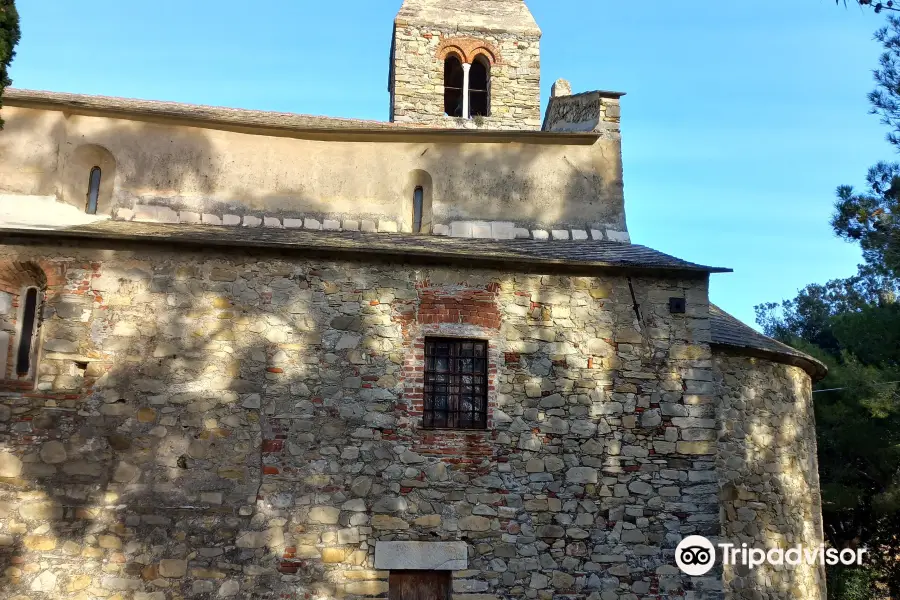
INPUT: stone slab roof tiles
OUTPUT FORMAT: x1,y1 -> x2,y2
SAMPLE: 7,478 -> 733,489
395,0 -> 541,35
710,304 -> 827,380
4,88 -> 410,131
0,221 -> 730,275
5,88 -> 600,141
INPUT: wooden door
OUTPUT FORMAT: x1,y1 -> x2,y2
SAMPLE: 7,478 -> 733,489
388,571 -> 451,600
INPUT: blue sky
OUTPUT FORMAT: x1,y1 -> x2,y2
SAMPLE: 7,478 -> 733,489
6,1 -> 892,327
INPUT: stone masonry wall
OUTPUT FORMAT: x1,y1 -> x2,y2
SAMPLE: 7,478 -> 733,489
713,354 -> 826,600
391,25 -> 541,130
0,239 -> 751,600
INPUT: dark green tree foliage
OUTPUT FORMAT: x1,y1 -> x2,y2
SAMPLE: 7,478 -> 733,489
757,290 -> 900,598
0,0 -> 19,129
833,164 -> 900,279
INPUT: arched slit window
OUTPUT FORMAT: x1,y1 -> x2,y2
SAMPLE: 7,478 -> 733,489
444,55 -> 464,117
16,287 -> 39,376
413,186 -> 424,233
469,57 -> 490,118
86,166 -> 102,214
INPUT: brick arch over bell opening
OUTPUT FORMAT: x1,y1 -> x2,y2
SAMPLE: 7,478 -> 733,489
436,37 -> 500,65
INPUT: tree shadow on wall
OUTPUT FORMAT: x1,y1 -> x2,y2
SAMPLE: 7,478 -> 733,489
0,250 -> 364,599
0,113 -> 632,599
52,118 -> 220,216
415,141 -> 623,229
715,358 -> 825,600
0,109 -> 68,197
186,134 -> 623,231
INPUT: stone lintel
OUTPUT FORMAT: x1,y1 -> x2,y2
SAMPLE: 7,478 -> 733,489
374,541 -> 467,570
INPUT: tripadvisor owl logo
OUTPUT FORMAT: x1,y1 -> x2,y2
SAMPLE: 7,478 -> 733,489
675,536 -> 716,576
674,535 -> 868,576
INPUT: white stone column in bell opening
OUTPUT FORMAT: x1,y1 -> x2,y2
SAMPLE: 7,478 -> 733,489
462,63 -> 472,119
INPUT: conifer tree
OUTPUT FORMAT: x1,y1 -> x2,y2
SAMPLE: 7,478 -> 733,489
0,0 -> 20,129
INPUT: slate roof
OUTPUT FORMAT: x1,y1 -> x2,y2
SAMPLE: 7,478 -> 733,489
395,0 -> 541,35
0,221 -> 730,275
710,304 -> 827,380
4,88 -> 408,131
4,89 -> 598,142
2,221 -> 822,376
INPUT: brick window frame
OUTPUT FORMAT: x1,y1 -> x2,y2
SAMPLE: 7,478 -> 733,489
402,324 -> 499,432
0,261 -> 52,386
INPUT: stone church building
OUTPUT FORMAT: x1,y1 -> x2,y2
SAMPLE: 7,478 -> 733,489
0,1 -> 827,599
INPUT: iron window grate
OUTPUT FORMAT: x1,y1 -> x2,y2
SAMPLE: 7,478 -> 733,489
423,337 -> 488,430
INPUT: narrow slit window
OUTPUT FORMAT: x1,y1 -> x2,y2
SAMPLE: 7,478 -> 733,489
469,57 -> 490,118
444,56 -> 464,117
16,287 -> 39,376
413,186 -> 424,233
86,166 -> 101,214
423,337 -> 488,430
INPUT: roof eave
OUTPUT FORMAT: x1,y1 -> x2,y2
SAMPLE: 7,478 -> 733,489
3,88 -> 600,144
711,342 -> 828,382
0,224 -> 729,276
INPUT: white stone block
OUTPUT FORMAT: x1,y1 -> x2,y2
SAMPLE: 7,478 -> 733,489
532,230 -> 549,240
400,222 -> 413,233
491,221 -> 516,240
343,220 -> 360,232
472,223 -> 492,239
155,207 -> 179,224
513,228 -> 531,239
243,215 -> 262,227
378,220 -> 399,233
115,208 -> 135,221
223,214 -> 241,226
571,230 -> 589,241
323,219 -> 341,231
133,205 -> 158,222
606,229 -> 631,243
590,229 -> 604,240
551,230 -> 570,240
304,218 -> 322,230
374,541 -> 468,571
361,220 -> 377,233
450,221 -> 473,238
432,224 -> 450,236
179,211 -> 201,224
283,218 -> 304,229
264,217 -> 282,228
202,213 -> 222,225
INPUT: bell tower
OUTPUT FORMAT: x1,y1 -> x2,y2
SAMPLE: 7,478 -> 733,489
388,0 -> 542,130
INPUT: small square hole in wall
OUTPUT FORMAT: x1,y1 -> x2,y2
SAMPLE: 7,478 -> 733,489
71,361 -> 89,376
669,298 -> 686,314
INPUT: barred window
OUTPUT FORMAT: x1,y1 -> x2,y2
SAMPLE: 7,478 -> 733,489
423,338 -> 488,430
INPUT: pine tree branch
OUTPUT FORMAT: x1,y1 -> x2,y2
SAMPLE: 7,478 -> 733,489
839,0 -> 900,12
